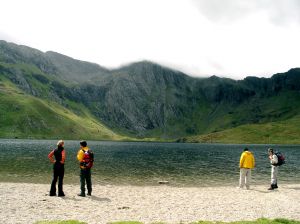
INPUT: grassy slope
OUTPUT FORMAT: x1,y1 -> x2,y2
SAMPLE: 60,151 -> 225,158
182,90 -> 300,144
1,61 -> 300,143
0,78 -> 125,140
148,89 -> 300,143
185,115 -> 300,144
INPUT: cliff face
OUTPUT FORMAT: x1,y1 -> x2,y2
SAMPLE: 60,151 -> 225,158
1,40 -> 300,139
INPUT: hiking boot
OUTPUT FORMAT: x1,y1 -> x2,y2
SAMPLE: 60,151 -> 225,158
58,192 -> 65,197
77,193 -> 86,197
274,184 -> 278,189
268,184 -> 275,190
87,192 -> 92,196
49,192 -> 56,196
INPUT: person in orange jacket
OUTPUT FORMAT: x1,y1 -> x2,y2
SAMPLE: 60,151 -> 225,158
48,140 -> 66,197
238,147 -> 255,190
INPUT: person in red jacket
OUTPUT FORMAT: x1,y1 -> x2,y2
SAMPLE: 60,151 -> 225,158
48,140 -> 66,197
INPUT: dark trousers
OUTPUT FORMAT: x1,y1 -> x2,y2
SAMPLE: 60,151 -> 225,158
80,168 -> 92,194
50,163 -> 64,195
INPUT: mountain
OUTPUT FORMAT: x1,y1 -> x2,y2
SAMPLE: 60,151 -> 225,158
1,40 -> 300,143
0,40 -> 124,140
45,51 -> 110,83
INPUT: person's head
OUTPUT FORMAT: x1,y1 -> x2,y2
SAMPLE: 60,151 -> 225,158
244,147 -> 249,152
80,140 -> 87,148
268,148 -> 274,155
57,140 -> 64,147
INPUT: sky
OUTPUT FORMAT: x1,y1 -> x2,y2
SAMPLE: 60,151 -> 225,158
0,0 -> 300,80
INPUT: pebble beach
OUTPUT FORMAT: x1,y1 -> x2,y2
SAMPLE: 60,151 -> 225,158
1,182 -> 300,224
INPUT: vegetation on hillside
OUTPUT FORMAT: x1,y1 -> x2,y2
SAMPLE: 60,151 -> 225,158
183,114 -> 300,144
1,40 -> 300,143
0,77 -> 124,140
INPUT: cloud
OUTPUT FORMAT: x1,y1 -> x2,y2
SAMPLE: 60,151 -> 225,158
0,0 -> 299,79
0,32 -> 17,43
190,0 -> 300,26
267,0 -> 300,26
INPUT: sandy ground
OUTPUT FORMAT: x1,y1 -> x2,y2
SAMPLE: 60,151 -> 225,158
0,183 -> 300,224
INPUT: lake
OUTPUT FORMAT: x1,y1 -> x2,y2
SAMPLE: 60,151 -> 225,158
0,139 -> 299,187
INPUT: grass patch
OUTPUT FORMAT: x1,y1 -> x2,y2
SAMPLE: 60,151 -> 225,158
192,218 -> 300,224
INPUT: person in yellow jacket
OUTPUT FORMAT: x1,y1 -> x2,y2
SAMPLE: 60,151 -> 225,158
238,148 -> 255,190
77,140 -> 93,197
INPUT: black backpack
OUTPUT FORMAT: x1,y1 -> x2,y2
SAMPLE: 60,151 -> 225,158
275,152 -> 285,166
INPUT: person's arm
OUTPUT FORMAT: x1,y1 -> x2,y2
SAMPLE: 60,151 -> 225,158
77,149 -> 83,162
61,150 -> 66,164
48,150 -> 55,163
252,154 -> 255,168
239,153 -> 245,168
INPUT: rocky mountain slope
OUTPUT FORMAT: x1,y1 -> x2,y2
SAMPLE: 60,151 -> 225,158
1,40 -> 299,141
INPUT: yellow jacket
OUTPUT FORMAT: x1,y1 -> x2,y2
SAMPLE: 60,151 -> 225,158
77,146 -> 89,169
240,151 -> 255,169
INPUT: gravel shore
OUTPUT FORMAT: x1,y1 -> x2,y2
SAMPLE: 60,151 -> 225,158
1,182 -> 300,224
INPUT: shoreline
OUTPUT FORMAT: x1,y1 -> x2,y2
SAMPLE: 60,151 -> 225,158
1,182 -> 300,224
2,138 -> 300,145
1,180 -> 300,188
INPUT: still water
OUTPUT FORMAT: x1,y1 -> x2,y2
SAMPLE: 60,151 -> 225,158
0,139 -> 299,187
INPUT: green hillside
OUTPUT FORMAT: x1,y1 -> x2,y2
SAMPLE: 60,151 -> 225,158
0,77 -> 124,140
184,115 -> 300,144
1,40 -> 300,143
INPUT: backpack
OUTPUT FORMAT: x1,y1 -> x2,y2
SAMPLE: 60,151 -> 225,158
274,152 -> 285,166
81,149 -> 94,169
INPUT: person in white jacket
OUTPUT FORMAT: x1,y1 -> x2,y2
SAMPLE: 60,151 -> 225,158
268,148 -> 278,190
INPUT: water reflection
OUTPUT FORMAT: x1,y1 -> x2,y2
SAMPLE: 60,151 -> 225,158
0,139 -> 299,186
